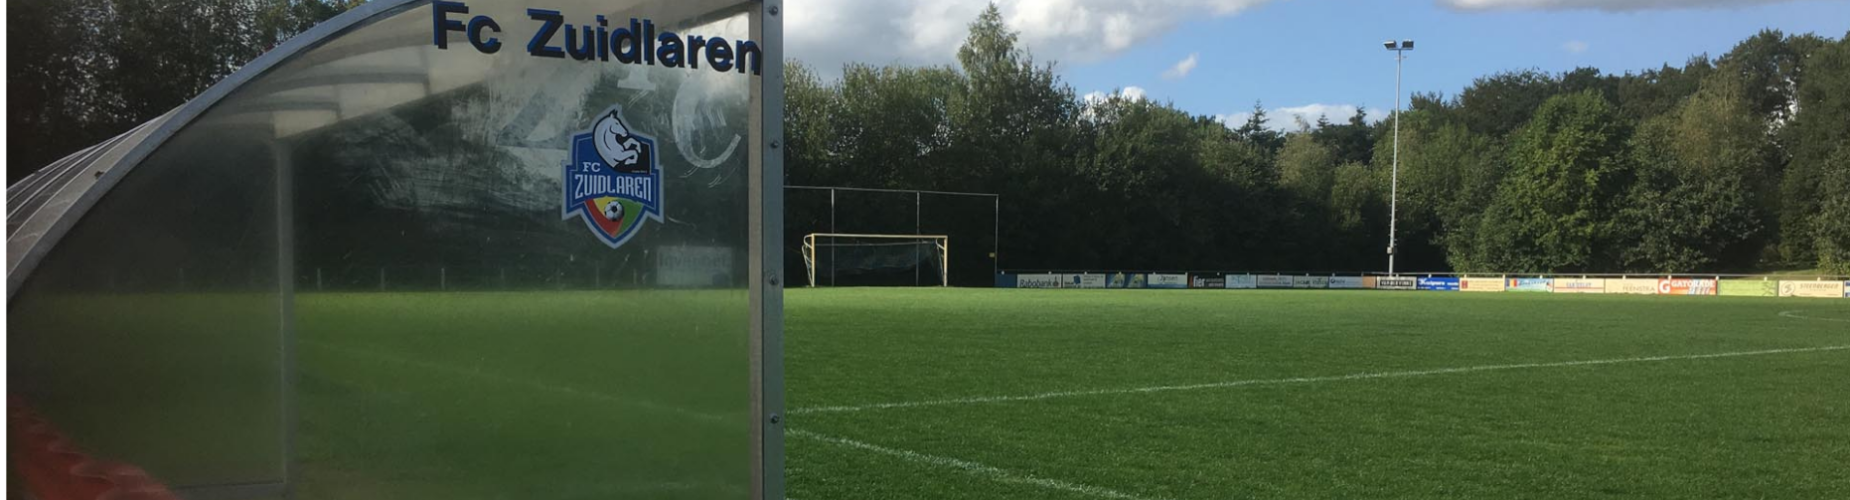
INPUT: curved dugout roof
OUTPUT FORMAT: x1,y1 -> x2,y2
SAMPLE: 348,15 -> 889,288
5,0 -> 422,299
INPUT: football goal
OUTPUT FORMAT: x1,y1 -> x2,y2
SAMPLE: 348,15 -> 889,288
803,233 -> 948,287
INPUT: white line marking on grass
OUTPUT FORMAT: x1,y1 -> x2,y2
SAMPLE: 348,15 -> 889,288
303,340 -> 737,426
789,429 -> 1167,500
794,345 -> 1850,414
1780,310 -> 1850,323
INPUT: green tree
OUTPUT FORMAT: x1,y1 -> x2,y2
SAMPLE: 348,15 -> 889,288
9,0 -> 362,183
1233,101 -> 1285,154
1617,74 -> 1769,272
1457,69 -> 1560,139
1472,91 -> 1633,272
1276,132 -> 1337,201
1814,145 -> 1850,274
1312,108 -> 1376,167
1371,107 -> 1501,271
1777,34 -> 1850,266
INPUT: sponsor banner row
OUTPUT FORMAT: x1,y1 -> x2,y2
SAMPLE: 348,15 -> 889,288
1003,274 -> 1847,298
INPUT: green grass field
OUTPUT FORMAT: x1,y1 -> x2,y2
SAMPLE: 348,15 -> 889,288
16,288 -> 1850,499
781,289 -> 1850,500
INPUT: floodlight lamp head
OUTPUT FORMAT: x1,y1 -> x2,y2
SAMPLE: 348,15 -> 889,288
1401,40 -> 1415,50
1383,40 -> 1397,50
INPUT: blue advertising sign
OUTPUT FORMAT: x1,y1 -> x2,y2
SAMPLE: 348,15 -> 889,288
1417,277 -> 1460,291
1507,277 -> 1552,292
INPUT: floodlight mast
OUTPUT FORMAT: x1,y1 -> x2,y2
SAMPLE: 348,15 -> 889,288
1385,39 -> 1413,276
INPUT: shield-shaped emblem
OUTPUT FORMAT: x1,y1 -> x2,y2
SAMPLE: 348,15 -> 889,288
563,105 -> 663,248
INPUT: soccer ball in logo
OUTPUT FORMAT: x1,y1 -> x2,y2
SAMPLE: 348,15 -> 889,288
603,200 -> 625,222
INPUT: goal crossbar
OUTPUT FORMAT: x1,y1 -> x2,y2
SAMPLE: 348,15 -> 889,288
802,233 -> 949,287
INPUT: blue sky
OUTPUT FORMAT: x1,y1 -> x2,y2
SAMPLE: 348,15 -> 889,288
786,0 -> 1850,129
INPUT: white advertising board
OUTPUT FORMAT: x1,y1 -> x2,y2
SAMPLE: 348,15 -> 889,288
1328,276 -> 1365,289
1147,273 -> 1188,289
1016,273 -> 1061,288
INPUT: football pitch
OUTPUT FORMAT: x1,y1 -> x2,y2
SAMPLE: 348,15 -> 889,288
286,287 -> 1850,499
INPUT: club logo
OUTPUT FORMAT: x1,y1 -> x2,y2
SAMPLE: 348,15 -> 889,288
564,105 -> 662,248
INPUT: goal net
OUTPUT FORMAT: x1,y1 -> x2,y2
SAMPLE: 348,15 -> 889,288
803,233 -> 948,287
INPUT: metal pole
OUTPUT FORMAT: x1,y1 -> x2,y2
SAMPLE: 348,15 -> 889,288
829,188 -> 836,286
993,196 -> 1000,278
915,191 -> 921,286
272,139 -> 298,496
1389,49 -> 1403,276
440,267 -> 447,291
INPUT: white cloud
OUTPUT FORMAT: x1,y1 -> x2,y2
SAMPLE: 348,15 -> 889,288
1216,104 -> 1387,132
788,0 -> 1272,78
1439,0 -> 1798,11
1563,40 -> 1590,53
1162,53 -> 1200,80
1083,86 -> 1149,105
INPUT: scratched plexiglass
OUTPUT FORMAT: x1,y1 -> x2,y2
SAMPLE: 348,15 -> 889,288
7,1 -> 761,498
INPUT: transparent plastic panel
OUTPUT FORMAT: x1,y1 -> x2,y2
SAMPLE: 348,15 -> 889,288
8,111 -> 288,491
9,0 -> 762,498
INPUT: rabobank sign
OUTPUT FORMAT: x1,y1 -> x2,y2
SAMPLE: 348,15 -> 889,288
433,1 -> 763,75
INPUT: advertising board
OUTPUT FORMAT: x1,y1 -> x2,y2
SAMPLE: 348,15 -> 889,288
1147,273 -> 1189,289
1128,273 -> 1147,289
1551,278 -> 1605,294
1506,278 -> 1552,292
1328,276 -> 1365,289
1417,277 -> 1460,291
1257,275 -> 1294,289
1377,276 -> 1417,290
1717,279 -> 1776,297
1609,278 -> 1661,295
1016,273 -> 1061,288
656,246 -> 734,287
1362,276 -> 1378,289
1459,277 -> 1504,292
1780,280 -> 1846,298
1225,275 -> 1258,289
1068,274 -> 1107,289
1292,276 -> 1329,289
1107,272 -> 1128,288
1190,273 -> 1226,289
1656,278 -> 1716,296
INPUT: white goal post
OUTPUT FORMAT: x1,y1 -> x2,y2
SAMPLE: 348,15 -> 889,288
803,233 -> 949,287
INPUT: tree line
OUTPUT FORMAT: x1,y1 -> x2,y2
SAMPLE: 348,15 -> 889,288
11,2 -> 1849,275
787,6 -> 1850,275
8,0 -> 363,183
